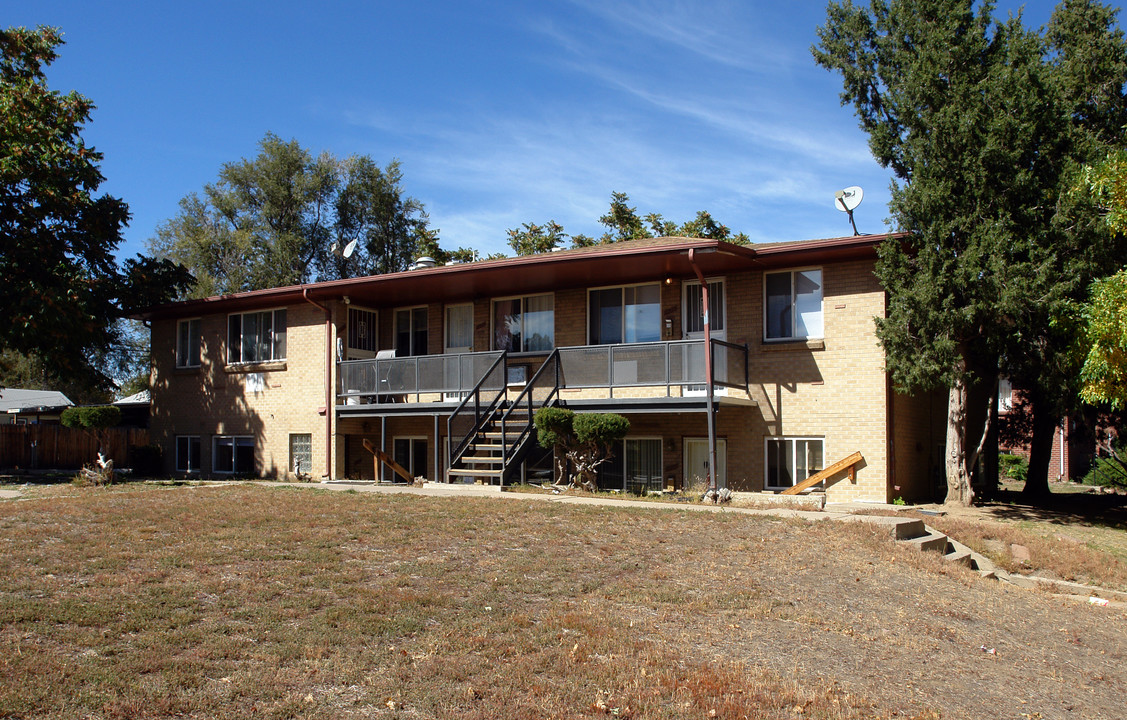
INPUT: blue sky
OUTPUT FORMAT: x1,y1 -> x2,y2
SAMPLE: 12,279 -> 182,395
9,0 -> 1060,261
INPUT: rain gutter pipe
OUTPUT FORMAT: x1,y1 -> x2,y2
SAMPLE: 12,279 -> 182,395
688,248 -> 719,493
302,287 -> 333,479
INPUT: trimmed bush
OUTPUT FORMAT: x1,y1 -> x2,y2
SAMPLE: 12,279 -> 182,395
60,405 -> 122,430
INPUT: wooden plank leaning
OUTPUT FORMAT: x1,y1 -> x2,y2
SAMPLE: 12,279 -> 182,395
780,450 -> 863,496
362,439 -> 414,483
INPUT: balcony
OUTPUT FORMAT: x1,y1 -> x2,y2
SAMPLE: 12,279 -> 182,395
337,339 -> 749,407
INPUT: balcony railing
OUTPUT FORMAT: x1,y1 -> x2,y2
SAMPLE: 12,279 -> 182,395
339,351 -> 503,402
337,339 -> 748,403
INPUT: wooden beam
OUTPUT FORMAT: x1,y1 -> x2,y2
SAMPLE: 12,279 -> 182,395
780,450 -> 863,496
362,439 -> 414,483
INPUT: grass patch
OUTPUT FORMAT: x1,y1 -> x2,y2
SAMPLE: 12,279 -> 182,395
1,484 -> 1123,719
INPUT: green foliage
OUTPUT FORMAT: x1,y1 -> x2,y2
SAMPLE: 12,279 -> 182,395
512,192 -> 748,253
149,135 -> 474,297
813,0 -> 1127,503
1082,455 -> 1127,487
0,26 -> 193,393
892,496 -> 907,506
572,413 -> 630,446
534,406 -> 574,450
1080,269 -> 1127,407
60,405 -> 121,430
508,221 -> 568,256
999,453 -> 1029,483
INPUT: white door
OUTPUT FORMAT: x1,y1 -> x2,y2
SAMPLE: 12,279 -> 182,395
444,304 -> 474,400
683,438 -> 726,489
683,280 -> 726,395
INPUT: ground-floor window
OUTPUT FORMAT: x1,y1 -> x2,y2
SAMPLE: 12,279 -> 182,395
765,437 -> 824,490
599,437 -> 663,493
176,435 -> 200,473
290,433 -> 313,476
214,435 -> 255,475
683,437 -> 727,490
394,437 -> 428,479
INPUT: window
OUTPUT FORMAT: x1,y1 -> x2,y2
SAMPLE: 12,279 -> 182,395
176,318 -> 201,368
393,437 -> 428,479
445,304 -> 474,353
395,307 -> 428,356
765,437 -> 824,490
764,269 -> 822,340
589,284 -> 661,345
290,433 -> 313,476
175,435 -> 201,473
228,309 -> 287,363
599,438 -> 663,493
683,280 -> 726,335
347,308 -> 378,355
493,294 -> 554,352
214,436 -> 255,474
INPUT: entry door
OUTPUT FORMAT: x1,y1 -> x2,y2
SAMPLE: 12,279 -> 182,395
444,304 -> 474,400
683,280 -> 726,394
684,438 -> 727,489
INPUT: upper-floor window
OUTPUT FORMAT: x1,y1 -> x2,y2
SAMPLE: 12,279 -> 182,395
683,280 -> 726,335
493,294 -> 554,352
228,309 -> 287,364
589,284 -> 661,345
176,318 -> 201,368
395,306 -> 428,356
764,269 -> 822,341
347,308 -> 378,355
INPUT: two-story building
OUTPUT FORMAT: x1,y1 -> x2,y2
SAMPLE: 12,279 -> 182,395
142,234 -> 947,503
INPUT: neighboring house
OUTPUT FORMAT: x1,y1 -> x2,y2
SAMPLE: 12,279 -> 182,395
113,390 -> 152,429
996,379 -> 1077,482
0,388 -> 74,425
140,235 -> 947,502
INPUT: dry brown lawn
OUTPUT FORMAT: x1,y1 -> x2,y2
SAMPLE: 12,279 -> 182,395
1,483 -> 1124,719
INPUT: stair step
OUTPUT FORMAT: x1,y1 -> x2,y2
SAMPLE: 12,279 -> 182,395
944,548 -> 973,567
460,456 -> 503,465
448,468 -> 503,477
904,531 -> 948,554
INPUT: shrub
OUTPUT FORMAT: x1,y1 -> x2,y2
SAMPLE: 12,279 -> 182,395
998,453 -> 1028,483
1082,455 -> 1127,488
60,405 -> 122,430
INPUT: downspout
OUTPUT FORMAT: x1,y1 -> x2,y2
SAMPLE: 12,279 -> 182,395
302,287 -> 333,479
688,249 -> 719,493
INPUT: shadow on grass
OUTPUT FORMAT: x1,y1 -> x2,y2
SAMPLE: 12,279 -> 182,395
977,487 -> 1127,531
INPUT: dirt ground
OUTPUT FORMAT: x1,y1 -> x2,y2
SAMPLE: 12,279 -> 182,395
1,483 -> 1125,719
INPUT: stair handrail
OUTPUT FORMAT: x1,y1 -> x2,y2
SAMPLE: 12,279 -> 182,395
499,348 -> 561,478
447,351 -> 508,471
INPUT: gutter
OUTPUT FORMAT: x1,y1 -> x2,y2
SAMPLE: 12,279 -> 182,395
302,286 -> 333,479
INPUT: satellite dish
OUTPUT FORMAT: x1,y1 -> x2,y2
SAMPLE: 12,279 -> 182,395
833,186 -> 863,235
330,241 -> 341,256
343,239 -> 358,258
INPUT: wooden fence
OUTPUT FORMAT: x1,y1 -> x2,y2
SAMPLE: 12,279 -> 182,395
0,425 -> 150,471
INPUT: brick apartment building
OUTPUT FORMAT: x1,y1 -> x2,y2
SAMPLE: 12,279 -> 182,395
141,234 -> 947,503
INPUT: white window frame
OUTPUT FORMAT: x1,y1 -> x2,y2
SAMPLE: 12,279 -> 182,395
213,435 -> 255,475
394,305 -> 428,357
683,437 -> 727,488
763,268 -> 823,342
445,303 -> 474,353
764,436 -> 825,490
682,278 -> 727,336
176,318 -> 201,368
175,435 -> 201,473
491,293 -> 555,353
346,307 -> 379,359
586,282 -> 663,345
227,308 -> 287,364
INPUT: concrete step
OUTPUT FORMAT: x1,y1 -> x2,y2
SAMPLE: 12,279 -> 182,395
903,530 -> 948,553
944,548 -> 974,567
459,456 -> 503,465
839,515 -> 926,540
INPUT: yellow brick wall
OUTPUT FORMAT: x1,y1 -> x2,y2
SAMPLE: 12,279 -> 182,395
150,302 -> 331,479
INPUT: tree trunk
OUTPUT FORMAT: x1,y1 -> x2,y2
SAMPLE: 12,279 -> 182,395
945,371 -> 976,506
1022,387 -> 1056,500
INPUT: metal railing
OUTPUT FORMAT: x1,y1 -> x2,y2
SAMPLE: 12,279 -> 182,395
447,352 -> 508,470
556,339 -> 748,396
338,350 -> 503,402
498,349 -> 561,477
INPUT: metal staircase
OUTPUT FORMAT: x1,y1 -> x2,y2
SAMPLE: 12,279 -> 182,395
447,350 -> 561,486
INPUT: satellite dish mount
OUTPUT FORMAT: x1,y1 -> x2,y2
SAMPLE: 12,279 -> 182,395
834,186 -> 864,235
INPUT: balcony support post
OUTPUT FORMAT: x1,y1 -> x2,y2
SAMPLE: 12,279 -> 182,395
688,249 -> 720,492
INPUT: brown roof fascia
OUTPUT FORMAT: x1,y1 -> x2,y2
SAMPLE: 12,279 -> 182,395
138,233 -> 900,320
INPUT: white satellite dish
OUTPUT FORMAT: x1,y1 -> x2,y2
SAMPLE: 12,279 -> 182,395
834,186 -> 863,235
330,241 -> 341,256
342,239 -> 358,258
